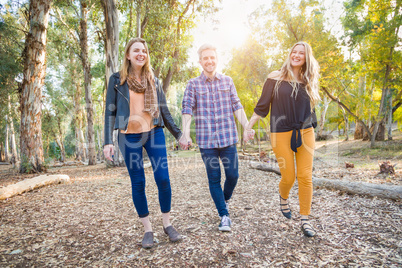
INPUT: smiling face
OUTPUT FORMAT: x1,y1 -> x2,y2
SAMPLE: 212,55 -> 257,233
290,44 -> 306,69
199,49 -> 218,78
127,42 -> 148,71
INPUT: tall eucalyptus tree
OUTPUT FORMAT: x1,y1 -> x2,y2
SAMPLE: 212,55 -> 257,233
20,0 -> 52,173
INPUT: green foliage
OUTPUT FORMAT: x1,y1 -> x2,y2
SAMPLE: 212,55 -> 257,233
342,0 -> 402,123
0,2 -> 27,154
245,0 -> 348,133
4,0 -> 400,164
224,37 -> 270,135
20,154 -> 34,174
118,0 -> 220,85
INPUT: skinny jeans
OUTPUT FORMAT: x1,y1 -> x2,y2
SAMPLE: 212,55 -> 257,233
118,127 -> 171,218
200,144 -> 239,217
270,127 -> 315,216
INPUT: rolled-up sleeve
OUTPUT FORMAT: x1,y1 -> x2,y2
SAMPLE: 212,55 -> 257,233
229,79 -> 243,112
182,80 -> 195,115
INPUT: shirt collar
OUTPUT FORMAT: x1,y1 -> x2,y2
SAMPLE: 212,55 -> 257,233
201,72 -> 222,82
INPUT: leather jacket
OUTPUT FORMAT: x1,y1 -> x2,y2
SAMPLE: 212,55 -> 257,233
104,72 -> 182,146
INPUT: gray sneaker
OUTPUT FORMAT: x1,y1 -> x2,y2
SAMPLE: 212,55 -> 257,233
219,215 -> 231,232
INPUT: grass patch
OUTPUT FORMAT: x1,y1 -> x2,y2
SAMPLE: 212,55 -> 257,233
345,141 -> 402,160
175,150 -> 199,158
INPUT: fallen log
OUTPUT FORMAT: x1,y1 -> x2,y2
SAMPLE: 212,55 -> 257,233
0,174 -> 70,200
249,161 -> 281,175
312,176 -> 402,201
249,161 -> 402,200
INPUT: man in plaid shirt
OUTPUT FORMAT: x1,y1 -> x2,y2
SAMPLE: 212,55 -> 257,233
179,44 -> 254,231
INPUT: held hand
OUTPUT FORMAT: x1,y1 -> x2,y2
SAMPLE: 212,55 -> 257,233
248,129 -> 255,140
179,134 -> 192,150
243,129 -> 255,143
103,144 -> 114,161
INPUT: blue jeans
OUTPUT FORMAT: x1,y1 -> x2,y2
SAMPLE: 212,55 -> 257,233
118,127 -> 171,218
200,144 -> 239,217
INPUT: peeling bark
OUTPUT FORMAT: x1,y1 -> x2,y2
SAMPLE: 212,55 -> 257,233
20,0 -> 52,173
102,0 -> 124,167
79,0 -> 96,165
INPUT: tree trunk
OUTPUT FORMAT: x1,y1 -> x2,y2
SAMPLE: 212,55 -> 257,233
20,0 -> 51,173
0,143 -> 4,162
102,0 -> 124,166
387,91 -> 393,140
371,87 -> 389,146
79,0 -> 96,165
103,0 -> 119,80
77,127 -> 87,161
56,119 -> 66,162
371,39 -> 394,147
126,0 -> 134,44
96,129 -> 102,160
341,106 -> 349,141
354,121 -> 364,139
136,0 -> 142,37
70,48 -> 86,162
317,95 -> 330,137
163,50 -> 178,93
4,117 -> 9,163
8,95 -> 19,167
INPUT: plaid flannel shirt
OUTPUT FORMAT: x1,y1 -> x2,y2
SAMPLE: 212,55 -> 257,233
182,72 -> 243,149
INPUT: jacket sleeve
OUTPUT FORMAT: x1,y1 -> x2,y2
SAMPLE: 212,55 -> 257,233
157,79 -> 182,140
104,74 -> 117,146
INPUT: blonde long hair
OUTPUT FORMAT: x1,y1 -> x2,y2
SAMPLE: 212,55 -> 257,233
274,42 -> 320,108
119,38 -> 155,85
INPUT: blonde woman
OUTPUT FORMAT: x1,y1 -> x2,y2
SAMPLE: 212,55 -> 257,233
245,42 -> 320,237
104,38 -> 182,248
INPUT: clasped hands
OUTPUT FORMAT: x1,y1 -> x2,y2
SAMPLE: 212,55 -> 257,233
243,128 -> 255,143
179,134 -> 192,150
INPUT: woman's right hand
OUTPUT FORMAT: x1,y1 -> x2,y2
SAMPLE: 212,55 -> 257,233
103,144 -> 114,161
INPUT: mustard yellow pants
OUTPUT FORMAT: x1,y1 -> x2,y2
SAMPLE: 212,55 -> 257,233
270,127 -> 315,216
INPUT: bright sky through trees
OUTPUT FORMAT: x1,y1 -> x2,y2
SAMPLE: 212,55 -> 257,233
189,0 -> 345,71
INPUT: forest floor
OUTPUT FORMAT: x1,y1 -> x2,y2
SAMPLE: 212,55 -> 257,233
0,137 -> 401,267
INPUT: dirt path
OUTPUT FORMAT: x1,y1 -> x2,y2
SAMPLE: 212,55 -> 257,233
0,154 -> 401,267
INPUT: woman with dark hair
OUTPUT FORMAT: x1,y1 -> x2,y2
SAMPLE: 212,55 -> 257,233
104,38 -> 182,248
245,42 -> 320,237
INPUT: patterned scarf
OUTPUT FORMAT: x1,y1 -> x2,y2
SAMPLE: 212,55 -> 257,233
127,68 -> 159,119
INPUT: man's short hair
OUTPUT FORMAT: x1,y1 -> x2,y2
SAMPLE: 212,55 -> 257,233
197,43 -> 217,59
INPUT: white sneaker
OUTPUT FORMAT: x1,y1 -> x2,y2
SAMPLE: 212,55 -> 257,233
219,215 -> 232,232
